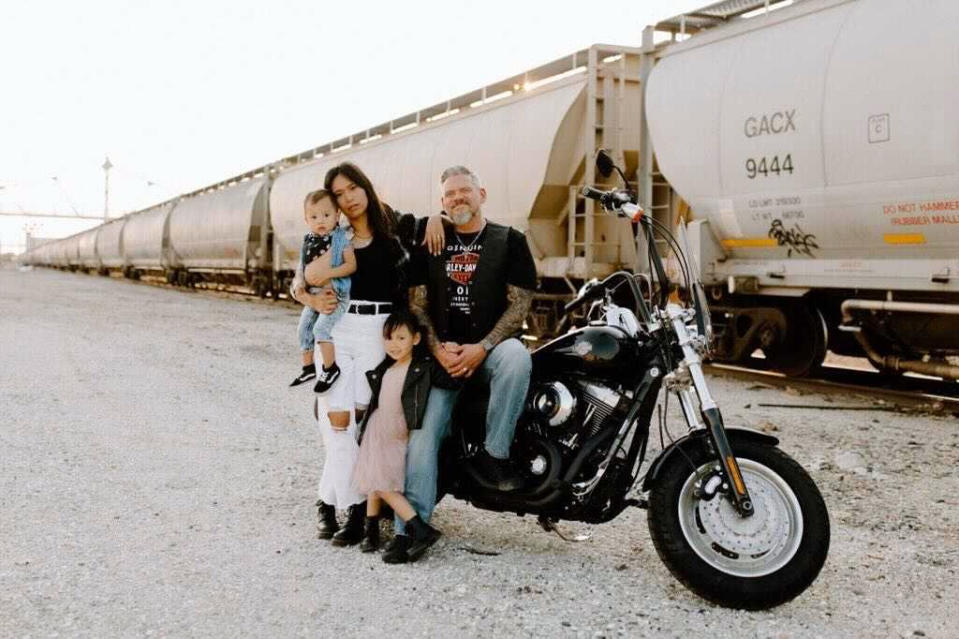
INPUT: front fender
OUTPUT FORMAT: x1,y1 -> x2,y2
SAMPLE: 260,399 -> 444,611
641,428 -> 779,492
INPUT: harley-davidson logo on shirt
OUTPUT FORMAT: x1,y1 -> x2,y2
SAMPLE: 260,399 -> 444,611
447,251 -> 479,285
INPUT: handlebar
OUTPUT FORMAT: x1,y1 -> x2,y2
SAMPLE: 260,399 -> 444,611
562,271 -> 652,325
580,186 -> 645,222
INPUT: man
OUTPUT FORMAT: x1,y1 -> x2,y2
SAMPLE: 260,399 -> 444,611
384,165 -> 537,564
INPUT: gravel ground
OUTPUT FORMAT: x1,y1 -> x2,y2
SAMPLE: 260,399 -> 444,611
2,266 -> 957,638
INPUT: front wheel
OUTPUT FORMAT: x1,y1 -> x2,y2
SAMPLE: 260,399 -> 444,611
648,440 -> 829,610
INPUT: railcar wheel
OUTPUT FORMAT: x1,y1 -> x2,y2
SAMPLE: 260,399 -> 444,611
648,440 -> 829,610
763,305 -> 827,377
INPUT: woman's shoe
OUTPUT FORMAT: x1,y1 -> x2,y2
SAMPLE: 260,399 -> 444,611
405,516 -> 442,562
330,502 -> 365,546
315,500 -> 339,540
359,516 -> 380,553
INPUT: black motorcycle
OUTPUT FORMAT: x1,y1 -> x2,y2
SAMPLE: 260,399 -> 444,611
437,152 -> 830,610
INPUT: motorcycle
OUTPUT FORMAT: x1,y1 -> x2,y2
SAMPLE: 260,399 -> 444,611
437,151 -> 830,610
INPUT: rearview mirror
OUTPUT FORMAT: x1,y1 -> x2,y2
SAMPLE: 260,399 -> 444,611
596,149 -> 615,179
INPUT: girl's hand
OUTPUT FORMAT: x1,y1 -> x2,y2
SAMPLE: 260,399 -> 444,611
304,252 -> 333,287
423,214 -> 446,256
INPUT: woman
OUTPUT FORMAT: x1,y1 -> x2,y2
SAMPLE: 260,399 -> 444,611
295,162 -> 443,546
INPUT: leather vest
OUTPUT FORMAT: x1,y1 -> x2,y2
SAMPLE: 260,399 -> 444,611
426,221 -> 511,344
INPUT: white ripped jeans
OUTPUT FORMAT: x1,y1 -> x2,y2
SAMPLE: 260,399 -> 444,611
315,306 -> 388,509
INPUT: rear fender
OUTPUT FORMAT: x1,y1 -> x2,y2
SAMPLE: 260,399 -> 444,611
641,428 -> 779,492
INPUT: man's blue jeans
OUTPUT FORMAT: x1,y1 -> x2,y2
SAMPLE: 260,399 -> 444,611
395,338 -> 531,534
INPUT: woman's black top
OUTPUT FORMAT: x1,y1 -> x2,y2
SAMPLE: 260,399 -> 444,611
350,234 -> 396,302
349,211 -> 420,305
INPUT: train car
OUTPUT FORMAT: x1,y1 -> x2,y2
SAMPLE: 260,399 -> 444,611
96,217 -> 127,275
121,202 -> 177,278
645,0 -> 959,378
77,228 -> 100,272
269,45 -> 645,326
60,234 -> 82,271
165,177 -> 272,293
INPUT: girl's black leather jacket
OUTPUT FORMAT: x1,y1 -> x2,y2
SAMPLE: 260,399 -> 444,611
358,352 -> 444,444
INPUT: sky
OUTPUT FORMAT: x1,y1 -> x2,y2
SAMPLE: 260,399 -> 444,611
0,0 -> 706,254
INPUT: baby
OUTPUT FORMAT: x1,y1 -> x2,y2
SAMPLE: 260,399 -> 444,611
290,189 -> 356,392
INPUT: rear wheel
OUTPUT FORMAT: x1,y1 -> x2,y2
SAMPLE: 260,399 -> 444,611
648,440 -> 829,610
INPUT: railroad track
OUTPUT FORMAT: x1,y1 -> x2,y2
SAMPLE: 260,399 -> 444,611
704,361 -> 959,416
57,270 -> 959,414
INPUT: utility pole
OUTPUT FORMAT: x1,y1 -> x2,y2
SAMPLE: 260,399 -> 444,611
102,156 -> 113,220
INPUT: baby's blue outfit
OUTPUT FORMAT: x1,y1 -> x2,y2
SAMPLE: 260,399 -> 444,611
297,226 -> 351,351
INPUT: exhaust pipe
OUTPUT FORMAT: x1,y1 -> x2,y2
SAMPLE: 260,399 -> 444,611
840,299 -> 959,380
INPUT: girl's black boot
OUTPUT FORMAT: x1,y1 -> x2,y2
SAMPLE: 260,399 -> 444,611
316,500 -> 339,540
405,515 -> 441,562
359,516 -> 380,553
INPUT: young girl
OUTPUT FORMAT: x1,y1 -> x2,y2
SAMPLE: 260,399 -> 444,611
351,310 -> 442,563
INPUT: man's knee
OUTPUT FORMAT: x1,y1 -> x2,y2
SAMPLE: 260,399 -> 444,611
491,339 -> 531,377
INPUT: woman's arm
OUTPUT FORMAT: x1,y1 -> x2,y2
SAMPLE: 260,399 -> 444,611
303,252 -> 333,287
299,287 -> 338,313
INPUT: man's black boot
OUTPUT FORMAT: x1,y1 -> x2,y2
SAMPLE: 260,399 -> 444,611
472,450 -> 524,492
406,516 -> 442,563
359,516 -> 380,553
330,502 -> 365,546
315,500 -> 339,540
382,534 -> 411,564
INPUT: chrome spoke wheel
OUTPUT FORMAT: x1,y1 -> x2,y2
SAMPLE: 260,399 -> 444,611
677,459 -> 803,578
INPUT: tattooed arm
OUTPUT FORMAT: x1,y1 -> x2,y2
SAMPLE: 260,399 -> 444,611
408,285 -> 441,354
481,285 -> 534,348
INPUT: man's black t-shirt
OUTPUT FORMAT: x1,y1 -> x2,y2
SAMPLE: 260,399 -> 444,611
415,221 -> 537,344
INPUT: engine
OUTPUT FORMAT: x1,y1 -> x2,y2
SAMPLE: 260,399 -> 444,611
527,379 -> 632,448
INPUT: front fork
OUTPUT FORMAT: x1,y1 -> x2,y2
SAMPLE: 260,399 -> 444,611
672,315 -> 755,517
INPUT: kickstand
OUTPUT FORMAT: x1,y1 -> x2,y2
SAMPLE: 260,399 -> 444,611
537,515 -> 591,542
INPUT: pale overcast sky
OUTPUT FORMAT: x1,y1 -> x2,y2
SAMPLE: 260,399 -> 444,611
0,0 -> 705,252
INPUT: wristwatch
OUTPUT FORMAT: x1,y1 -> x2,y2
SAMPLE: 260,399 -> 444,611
481,339 -> 495,353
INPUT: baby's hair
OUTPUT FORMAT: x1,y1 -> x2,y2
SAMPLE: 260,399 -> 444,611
303,188 -> 334,212
382,309 -> 422,340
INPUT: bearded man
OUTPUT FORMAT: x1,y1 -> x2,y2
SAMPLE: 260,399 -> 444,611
382,165 -> 537,563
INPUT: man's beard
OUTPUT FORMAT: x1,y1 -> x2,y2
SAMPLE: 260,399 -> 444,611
451,209 -> 474,226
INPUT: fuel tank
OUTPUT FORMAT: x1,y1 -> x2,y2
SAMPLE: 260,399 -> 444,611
531,325 -> 640,382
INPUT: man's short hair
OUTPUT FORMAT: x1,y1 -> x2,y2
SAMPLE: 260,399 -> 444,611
440,165 -> 481,188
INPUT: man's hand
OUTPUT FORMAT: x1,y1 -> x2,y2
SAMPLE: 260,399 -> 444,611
423,214 -> 446,256
434,342 -> 462,374
439,342 -> 486,378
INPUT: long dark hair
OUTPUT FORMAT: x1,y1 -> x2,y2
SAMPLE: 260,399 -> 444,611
323,162 -> 396,240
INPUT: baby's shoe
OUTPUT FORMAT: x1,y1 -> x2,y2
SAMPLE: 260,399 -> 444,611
313,362 -> 341,393
290,364 -> 316,387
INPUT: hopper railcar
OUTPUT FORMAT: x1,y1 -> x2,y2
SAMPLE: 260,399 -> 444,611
20,6 -> 959,379
645,0 -> 959,378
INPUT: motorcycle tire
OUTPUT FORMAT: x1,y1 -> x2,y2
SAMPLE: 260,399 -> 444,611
647,440 -> 829,610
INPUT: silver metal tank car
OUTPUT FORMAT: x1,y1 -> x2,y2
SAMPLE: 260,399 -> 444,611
166,177 -> 271,292
121,202 -> 177,277
646,0 -> 959,378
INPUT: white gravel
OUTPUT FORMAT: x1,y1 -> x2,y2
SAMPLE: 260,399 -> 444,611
2,266 -> 957,638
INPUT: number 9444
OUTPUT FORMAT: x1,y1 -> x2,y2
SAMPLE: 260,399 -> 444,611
746,154 -> 793,179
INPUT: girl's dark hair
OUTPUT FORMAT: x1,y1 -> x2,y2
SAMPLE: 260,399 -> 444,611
382,309 -> 421,340
323,162 -> 396,240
